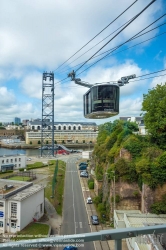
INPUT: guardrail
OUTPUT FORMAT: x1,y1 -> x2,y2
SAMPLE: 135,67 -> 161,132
0,224 -> 166,250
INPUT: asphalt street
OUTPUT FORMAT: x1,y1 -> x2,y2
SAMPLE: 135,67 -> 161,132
60,156 -> 94,250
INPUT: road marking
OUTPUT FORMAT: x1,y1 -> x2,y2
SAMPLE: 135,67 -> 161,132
82,187 -> 89,191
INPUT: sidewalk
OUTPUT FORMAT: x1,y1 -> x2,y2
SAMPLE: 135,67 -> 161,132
44,198 -> 62,235
78,169 -> 128,250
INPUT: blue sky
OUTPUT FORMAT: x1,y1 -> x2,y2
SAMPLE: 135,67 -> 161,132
0,0 -> 166,125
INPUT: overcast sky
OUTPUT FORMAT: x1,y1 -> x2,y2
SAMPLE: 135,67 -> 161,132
0,0 -> 166,125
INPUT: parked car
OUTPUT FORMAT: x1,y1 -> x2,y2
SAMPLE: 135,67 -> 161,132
79,162 -> 88,166
63,246 -> 78,250
80,170 -> 88,174
80,172 -> 88,178
87,197 -> 92,204
91,215 -> 99,225
79,165 -> 87,171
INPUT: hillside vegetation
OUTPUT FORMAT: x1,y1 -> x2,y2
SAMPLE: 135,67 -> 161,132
92,83 -> 166,215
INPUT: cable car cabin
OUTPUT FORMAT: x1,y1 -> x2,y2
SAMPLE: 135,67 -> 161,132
83,83 -> 119,119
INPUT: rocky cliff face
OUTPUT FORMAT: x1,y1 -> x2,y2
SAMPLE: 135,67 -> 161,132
93,148 -> 166,214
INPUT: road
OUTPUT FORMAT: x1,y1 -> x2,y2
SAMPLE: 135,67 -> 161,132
59,156 -> 94,250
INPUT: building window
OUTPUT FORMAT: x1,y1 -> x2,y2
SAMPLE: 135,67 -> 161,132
15,164 -> 17,168
6,159 -> 9,163
48,126 -> 51,130
78,126 -> 81,130
0,202 -> 4,207
11,159 -> 13,163
63,126 -> 66,130
40,203 -> 43,213
73,126 -> 76,130
58,126 -> 61,130
2,160 -> 4,163
32,126 -> 35,130
19,164 -> 21,167
19,158 -> 21,162
54,126 -> 56,130
0,221 -> 3,227
11,202 -> 17,218
69,126 -> 71,130
11,221 -> 16,228
37,126 -> 40,130
15,158 -> 17,162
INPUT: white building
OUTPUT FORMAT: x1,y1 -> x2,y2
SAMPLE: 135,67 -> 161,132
0,154 -> 26,172
0,180 -> 44,234
119,116 -> 148,135
114,210 -> 166,250
82,151 -> 92,159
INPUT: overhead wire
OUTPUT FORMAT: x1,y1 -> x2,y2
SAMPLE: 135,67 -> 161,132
59,15 -> 139,73
53,0 -> 138,73
59,15 -> 165,74
75,0 -> 157,74
55,28 -> 166,85
58,26 -> 166,76
130,73 -> 166,82
76,10 -> 165,77
56,69 -> 166,89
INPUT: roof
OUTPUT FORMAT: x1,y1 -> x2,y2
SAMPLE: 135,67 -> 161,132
29,121 -> 97,126
119,116 -> 143,121
0,179 -> 33,199
10,184 -> 44,201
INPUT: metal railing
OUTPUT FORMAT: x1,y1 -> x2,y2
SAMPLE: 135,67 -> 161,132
0,224 -> 166,250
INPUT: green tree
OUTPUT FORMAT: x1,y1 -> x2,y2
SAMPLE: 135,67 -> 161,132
141,83 -> 166,148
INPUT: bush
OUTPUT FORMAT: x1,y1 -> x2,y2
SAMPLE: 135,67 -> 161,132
19,168 -> 25,172
0,170 -> 13,174
150,194 -> 166,214
111,194 -> 121,203
93,193 -> 102,205
88,182 -> 94,189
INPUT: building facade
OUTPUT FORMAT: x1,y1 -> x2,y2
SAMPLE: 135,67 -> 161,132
0,180 -> 44,234
14,117 -> 21,125
0,155 -> 26,172
119,116 -> 148,135
26,121 -> 98,145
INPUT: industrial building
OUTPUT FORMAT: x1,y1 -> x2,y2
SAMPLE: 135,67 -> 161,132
0,180 -> 44,234
26,121 -> 98,145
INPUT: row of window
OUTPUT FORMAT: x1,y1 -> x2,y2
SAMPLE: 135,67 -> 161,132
32,126 -> 82,130
1,158 -> 21,164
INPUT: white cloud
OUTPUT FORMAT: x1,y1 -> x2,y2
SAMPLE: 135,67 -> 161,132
120,97 -> 143,116
0,0 -> 162,69
0,0 -> 164,123
150,75 -> 166,88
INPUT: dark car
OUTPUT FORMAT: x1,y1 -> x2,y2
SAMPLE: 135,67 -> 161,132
79,165 -> 87,171
91,215 -> 99,225
79,162 -> 88,166
63,246 -> 78,250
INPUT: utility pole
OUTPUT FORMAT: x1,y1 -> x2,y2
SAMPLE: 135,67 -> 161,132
113,171 -> 115,212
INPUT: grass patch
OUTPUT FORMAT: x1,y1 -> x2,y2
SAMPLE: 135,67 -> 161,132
8,176 -> 31,181
0,172 -> 15,178
27,162 -> 48,170
14,222 -> 49,241
44,160 -> 66,215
